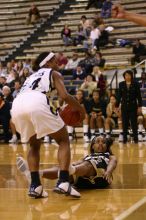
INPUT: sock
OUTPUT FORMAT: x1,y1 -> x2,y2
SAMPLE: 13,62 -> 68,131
83,125 -> 88,134
91,129 -> 95,136
138,124 -> 143,132
99,128 -> 104,135
30,171 -> 41,187
59,170 -> 69,183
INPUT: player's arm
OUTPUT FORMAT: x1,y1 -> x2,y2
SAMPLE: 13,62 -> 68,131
52,70 -> 85,120
103,155 -> 117,183
112,4 -> 146,27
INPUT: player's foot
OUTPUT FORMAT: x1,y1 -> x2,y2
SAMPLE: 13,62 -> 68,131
53,182 -> 81,198
28,185 -> 48,199
16,156 -> 31,184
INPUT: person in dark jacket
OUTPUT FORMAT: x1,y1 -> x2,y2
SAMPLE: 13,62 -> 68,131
131,39 -> 146,65
0,92 -> 11,143
117,70 -> 142,143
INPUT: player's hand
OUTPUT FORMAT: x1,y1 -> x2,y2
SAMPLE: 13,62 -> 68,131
112,4 -> 126,19
103,170 -> 113,184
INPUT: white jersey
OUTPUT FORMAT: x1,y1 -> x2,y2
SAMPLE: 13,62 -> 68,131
20,68 -> 56,97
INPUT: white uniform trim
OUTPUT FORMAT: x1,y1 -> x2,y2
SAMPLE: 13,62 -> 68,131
39,52 -> 55,67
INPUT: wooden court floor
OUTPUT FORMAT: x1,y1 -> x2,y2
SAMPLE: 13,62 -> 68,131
0,140 -> 146,220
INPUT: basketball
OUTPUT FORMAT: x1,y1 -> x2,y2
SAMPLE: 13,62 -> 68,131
59,104 -> 81,126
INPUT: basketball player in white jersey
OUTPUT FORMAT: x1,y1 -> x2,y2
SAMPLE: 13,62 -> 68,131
11,52 -> 85,198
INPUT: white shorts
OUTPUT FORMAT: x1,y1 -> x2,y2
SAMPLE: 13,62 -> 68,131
11,91 -> 64,143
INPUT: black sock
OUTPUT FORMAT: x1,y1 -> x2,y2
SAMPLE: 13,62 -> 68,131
30,171 -> 41,187
59,170 -> 69,183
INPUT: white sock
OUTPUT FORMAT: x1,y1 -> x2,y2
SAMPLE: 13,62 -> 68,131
83,124 -> 89,133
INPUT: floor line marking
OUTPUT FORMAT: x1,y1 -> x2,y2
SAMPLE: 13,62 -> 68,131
115,196 -> 146,220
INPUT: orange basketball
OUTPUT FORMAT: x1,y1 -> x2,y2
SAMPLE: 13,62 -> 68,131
59,104 -> 81,126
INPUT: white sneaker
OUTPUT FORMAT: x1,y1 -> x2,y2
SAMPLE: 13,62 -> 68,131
43,136 -> 49,143
16,156 -> 31,184
53,182 -> 81,198
118,134 -> 123,142
28,185 -> 48,198
83,135 -> 89,142
9,135 -> 17,143
138,134 -> 143,142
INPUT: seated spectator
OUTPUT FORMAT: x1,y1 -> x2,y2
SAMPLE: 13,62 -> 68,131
65,53 -> 80,70
26,3 -> 40,25
101,0 -> 113,19
94,24 -> 109,50
61,24 -> 72,46
67,89 -> 90,142
12,80 -> 21,99
92,51 -> 106,68
139,71 -> 146,88
19,67 -> 31,85
2,86 -> 13,104
105,94 -> 122,138
97,73 -> 107,97
73,25 -> 87,46
79,51 -> 95,74
0,62 -> 7,77
80,75 -> 97,96
6,69 -> 18,88
91,66 -> 102,81
88,90 -> 106,139
80,15 -> 92,37
0,76 -> 8,90
92,13 -> 104,27
56,52 -> 68,71
131,39 -> 146,65
0,92 -> 11,143
72,65 -> 87,80
83,23 -> 101,50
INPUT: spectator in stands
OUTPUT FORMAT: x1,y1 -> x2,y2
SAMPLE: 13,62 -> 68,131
92,13 -> 104,27
83,22 -> 101,50
91,66 -> 102,81
19,67 -> 31,85
105,94 -> 122,138
0,62 -> 7,77
61,24 -> 72,46
101,0 -> 113,19
26,3 -> 41,25
65,53 -> 80,71
79,51 -> 95,74
56,52 -> 68,71
12,80 -> 21,99
16,61 -> 24,77
117,70 -> 142,143
86,0 -> 104,10
80,15 -> 92,37
0,92 -> 11,143
80,74 -> 97,96
6,69 -> 18,88
93,51 -> 106,68
88,90 -> 105,139
0,76 -> 7,90
73,25 -> 87,46
97,73 -> 107,97
72,65 -> 87,80
131,39 -> 146,65
67,89 -> 90,142
94,24 -> 109,50
2,86 -> 13,104
139,71 -> 146,88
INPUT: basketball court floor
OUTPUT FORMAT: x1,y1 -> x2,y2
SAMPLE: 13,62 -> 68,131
0,139 -> 146,220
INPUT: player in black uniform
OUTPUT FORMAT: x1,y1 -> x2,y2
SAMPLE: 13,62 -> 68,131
16,135 -> 117,189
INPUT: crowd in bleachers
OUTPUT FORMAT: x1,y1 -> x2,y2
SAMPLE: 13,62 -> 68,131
0,0 -> 146,144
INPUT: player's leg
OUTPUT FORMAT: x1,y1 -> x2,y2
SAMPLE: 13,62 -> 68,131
28,135 -> 48,198
50,126 -> 81,198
